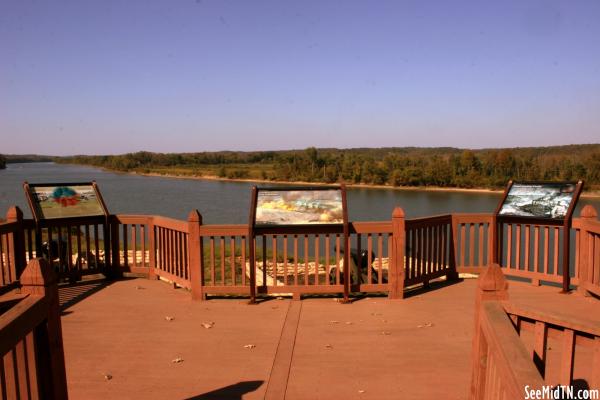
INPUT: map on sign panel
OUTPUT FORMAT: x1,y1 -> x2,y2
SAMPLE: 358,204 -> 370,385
30,185 -> 105,219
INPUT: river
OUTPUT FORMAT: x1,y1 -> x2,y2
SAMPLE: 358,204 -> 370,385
1,162 -> 598,223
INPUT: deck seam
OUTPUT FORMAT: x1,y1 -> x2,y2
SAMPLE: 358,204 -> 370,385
264,300 -> 302,400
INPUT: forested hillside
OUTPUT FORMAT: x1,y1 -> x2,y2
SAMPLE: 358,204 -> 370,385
56,145 -> 600,190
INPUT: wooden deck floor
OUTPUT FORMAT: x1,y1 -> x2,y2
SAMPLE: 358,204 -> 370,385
60,278 -> 600,400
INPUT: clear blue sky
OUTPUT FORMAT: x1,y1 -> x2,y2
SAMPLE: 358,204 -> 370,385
1,1 -> 599,155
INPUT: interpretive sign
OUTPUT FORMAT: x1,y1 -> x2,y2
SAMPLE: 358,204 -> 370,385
498,182 -> 578,220
254,188 -> 344,226
247,185 -> 350,302
24,182 -> 108,220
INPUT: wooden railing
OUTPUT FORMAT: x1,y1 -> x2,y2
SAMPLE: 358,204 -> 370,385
471,264 -> 545,399
453,213 -> 494,274
3,205 -> 600,299
503,302 -> 600,388
0,258 -> 68,399
5,206 -> 111,283
472,300 -> 545,399
471,264 -> 600,399
573,205 -> 600,298
351,220 -> 394,293
110,215 -> 152,275
405,214 -> 457,287
0,208 -> 25,291
499,221 -> 573,286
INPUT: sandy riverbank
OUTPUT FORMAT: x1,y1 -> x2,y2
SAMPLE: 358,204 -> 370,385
124,170 -> 600,198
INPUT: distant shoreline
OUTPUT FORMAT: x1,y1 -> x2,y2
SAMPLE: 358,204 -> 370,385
120,169 -> 600,199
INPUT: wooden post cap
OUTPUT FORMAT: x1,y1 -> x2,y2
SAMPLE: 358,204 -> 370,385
20,258 -> 57,287
581,205 -> 598,219
392,207 -> 405,218
187,210 -> 202,224
478,263 -> 508,293
6,206 -> 23,221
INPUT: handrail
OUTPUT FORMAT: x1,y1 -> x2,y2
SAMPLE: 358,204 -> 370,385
0,295 -> 47,355
0,258 -> 68,399
4,206 -> 600,299
0,220 -> 21,235
502,302 -> 600,337
152,215 -> 188,232
478,301 -> 545,398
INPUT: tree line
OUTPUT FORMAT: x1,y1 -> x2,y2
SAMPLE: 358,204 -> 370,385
0,154 -> 6,169
56,144 -> 600,190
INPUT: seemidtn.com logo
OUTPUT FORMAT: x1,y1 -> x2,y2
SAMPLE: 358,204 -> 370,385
525,385 -> 599,400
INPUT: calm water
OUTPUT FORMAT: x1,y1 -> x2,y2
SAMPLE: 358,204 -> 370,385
1,162 -> 598,223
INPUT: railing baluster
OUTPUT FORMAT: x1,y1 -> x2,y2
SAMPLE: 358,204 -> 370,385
67,225 -> 74,274
220,236 -> 225,285
283,235 -> 288,286
410,228 -> 415,279
27,228 -> 34,261
241,237 -> 247,286
272,235 -> 278,286
387,233 -> 393,280
122,224 -> 128,269
335,234 -> 340,285
506,224 -> 519,269
76,225 -> 82,273
524,225 -> 531,271
515,225 -> 522,269
441,225 -> 447,270
590,235 -> 600,284
559,329 -> 575,385
210,237 -> 215,285
478,223 -> 484,266
460,224 -> 466,267
367,234 -> 372,284
533,321 -> 547,377
84,225 -> 91,272
94,225 -> 100,269
543,227 -> 549,275
132,224 -> 138,268
141,224 -> 146,267
469,224 -> 475,267
324,234 -> 330,285
294,235 -> 299,285
357,233 -> 362,282
230,236 -> 236,286
534,226 -> 540,274
378,233 -> 383,284
592,337 -> 600,389
314,234 -> 319,285
304,234 -> 309,286
262,236 -> 267,288
553,227 -> 559,276
435,225 -> 441,272
0,235 -> 6,285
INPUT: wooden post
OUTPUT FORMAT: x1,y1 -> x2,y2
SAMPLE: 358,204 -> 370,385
6,206 -> 27,278
389,207 -> 405,299
147,217 -> 157,280
470,263 -> 509,400
341,185 -> 350,303
20,258 -> 68,400
446,216 -> 460,282
109,216 -> 121,279
248,186 -> 258,304
578,205 -> 597,296
188,210 -> 205,300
